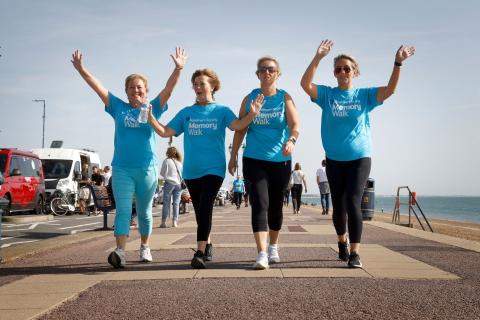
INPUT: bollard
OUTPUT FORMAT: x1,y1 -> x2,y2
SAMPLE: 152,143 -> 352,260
361,178 -> 375,221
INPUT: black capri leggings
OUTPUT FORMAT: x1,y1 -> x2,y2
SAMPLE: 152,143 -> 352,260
243,157 -> 291,233
326,157 -> 371,243
290,184 -> 303,212
185,175 -> 224,241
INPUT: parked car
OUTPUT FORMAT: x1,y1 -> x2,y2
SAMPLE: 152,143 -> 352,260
0,148 -> 46,215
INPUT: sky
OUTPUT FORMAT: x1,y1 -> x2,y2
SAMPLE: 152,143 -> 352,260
1,0 -> 479,196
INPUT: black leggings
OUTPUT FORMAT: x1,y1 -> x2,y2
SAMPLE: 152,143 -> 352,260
326,157 -> 371,243
290,184 -> 303,211
185,175 -> 224,241
243,157 -> 291,232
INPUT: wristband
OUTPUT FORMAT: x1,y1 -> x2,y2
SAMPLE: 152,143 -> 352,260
394,61 -> 402,67
288,137 -> 297,145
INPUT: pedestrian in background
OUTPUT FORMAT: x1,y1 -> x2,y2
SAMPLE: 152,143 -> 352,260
291,162 -> 307,214
148,68 -> 263,269
233,175 -> 245,209
71,47 -> 186,268
301,39 -> 415,268
160,146 -> 183,228
229,55 -> 300,270
316,159 -> 330,215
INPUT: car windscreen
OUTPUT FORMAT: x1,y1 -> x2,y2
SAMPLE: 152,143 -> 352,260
42,159 -> 73,179
0,154 -> 6,175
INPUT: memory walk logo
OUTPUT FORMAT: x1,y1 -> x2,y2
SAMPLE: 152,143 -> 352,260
253,102 -> 284,125
188,118 -> 218,136
124,110 -> 140,128
330,99 -> 362,117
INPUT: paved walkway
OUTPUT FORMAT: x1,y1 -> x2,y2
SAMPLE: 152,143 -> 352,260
1,204 -> 479,319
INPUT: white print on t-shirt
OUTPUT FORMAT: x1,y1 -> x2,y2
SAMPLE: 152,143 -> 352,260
188,118 -> 218,136
123,110 -> 140,128
253,102 -> 284,125
331,99 -> 362,117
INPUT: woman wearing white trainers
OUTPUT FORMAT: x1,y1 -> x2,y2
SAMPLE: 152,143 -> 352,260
71,47 -> 187,269
229,56 -> 300,270
301,40 -> 415,268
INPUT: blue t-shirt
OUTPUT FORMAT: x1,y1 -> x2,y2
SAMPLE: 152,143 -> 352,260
233,179 -> 245,193
105,93 -> 167,168
312,85 -> 382,161
167,103 -> 237,180
243,88 -> 291,162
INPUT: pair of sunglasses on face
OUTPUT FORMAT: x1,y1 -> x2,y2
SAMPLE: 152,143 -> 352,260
257,66 -> 278,74
334,66 -> 353,74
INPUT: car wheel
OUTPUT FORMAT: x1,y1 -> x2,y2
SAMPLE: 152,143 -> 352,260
33,194 -> 45,215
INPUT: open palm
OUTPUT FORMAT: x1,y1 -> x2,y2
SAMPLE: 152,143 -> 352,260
171,47 -> 187,69
396,45 -> 415,62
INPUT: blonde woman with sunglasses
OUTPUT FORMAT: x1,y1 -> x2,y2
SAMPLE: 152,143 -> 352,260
301,40 -> 415,268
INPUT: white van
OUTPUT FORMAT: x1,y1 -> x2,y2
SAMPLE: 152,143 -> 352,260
31,148 -> 101,201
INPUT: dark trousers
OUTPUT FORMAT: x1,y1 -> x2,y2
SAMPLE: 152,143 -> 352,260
185,175 -> 224,241
290,184 -> 303,212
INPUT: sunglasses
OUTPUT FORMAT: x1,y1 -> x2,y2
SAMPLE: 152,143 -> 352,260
257,66 -> 277,74
334,66 -> 352,74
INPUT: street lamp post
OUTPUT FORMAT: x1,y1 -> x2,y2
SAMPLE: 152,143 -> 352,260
33,99 -> 46,148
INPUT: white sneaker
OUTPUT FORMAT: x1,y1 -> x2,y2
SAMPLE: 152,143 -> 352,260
172,221 -> 178,228
108,248 -> 126,269
253,251 -> 269,270
268,244 -> 280,264
140,244 -> 153,262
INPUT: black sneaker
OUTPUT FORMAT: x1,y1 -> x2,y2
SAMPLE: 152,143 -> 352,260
338,241 -> 349,261
348,252 -> 363,268
205,243 -> 213,261
191,250 -> 206,269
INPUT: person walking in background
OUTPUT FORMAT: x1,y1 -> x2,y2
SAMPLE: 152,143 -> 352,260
233,175 -> 245,209
284,185 -> 290,207
148,68 -> 264,269
291,162 -> 308,214
316,159 -> 330,215
301,39 -> 415,268
71,47 -> 187,268
91,166 -> 103,186
160,146 -> 183,228
229,55 -> 300,270
103,165 -> 112,186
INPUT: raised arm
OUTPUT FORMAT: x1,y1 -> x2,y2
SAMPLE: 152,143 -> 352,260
229,94 -> 264,131
147,106 -> 176,138
71,50 -> 109,106
157,47 -> 187,107
376,45 -> 415,102
302,173 -> 308,193
283,94 -> 300,156
300,40 -> 334,100
228,96 -> 249,176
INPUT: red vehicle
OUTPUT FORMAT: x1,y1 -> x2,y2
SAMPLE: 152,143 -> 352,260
0,148 -> 46,215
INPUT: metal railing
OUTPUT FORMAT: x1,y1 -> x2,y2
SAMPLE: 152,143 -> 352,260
392,186 -> 434,232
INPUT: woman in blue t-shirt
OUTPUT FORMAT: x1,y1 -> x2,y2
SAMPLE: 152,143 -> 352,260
148,68 -> 264,269
228,56 -> 300,270
301,39 -> 415,268
71,47 -> 187,269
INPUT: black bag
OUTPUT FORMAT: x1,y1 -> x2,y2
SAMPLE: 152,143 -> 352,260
171,158 -> 187,190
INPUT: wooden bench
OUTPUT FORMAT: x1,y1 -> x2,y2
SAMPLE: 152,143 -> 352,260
88,185 -> 115,230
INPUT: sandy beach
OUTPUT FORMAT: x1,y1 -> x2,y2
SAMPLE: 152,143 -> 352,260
307,205 -> 480,242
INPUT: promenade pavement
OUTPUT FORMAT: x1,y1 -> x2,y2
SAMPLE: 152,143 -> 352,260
0,203 -> 479,319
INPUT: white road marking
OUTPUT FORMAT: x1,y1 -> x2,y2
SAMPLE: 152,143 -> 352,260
59,222 -> 101,230
70,228 -> 97,234
1,239 -> 40,248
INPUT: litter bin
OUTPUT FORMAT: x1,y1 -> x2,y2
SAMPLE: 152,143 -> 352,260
361,178 -> 375,221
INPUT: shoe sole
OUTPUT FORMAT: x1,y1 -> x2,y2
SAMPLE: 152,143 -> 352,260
348,262 -> 363,268
191,257 -> 206,269
253,262 -> 269,270
269,258 -> 280,264
108,251 -> 125,269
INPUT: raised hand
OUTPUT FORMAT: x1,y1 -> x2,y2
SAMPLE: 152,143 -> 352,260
395,45 -> 415,63
316,39 -> 334,58
250,94 -> 265,115
170,47 -> 187,69
71,50 -> 84,71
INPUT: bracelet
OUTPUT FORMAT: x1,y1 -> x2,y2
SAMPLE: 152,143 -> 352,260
394,61 -> 402,67
288,137 -> 297,145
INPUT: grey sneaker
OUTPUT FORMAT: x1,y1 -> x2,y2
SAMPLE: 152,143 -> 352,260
268,245 -> 280,264
338,241 -> 350,262
191,250 -> 206,269
108,248 -> 126,269
140,244 -> 153,263
348,252 -> 363,268
205,243 -> 213,261
253,251 -> 269,270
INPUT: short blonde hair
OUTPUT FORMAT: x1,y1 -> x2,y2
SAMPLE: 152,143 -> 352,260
166,146 -> 182,162
191,69 -> 221,96
256,56 -> 282,76
125,74 -> 149,93
334,54 -> 360,76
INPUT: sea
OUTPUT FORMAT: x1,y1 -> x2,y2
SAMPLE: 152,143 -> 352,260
301,195 -> 480,224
